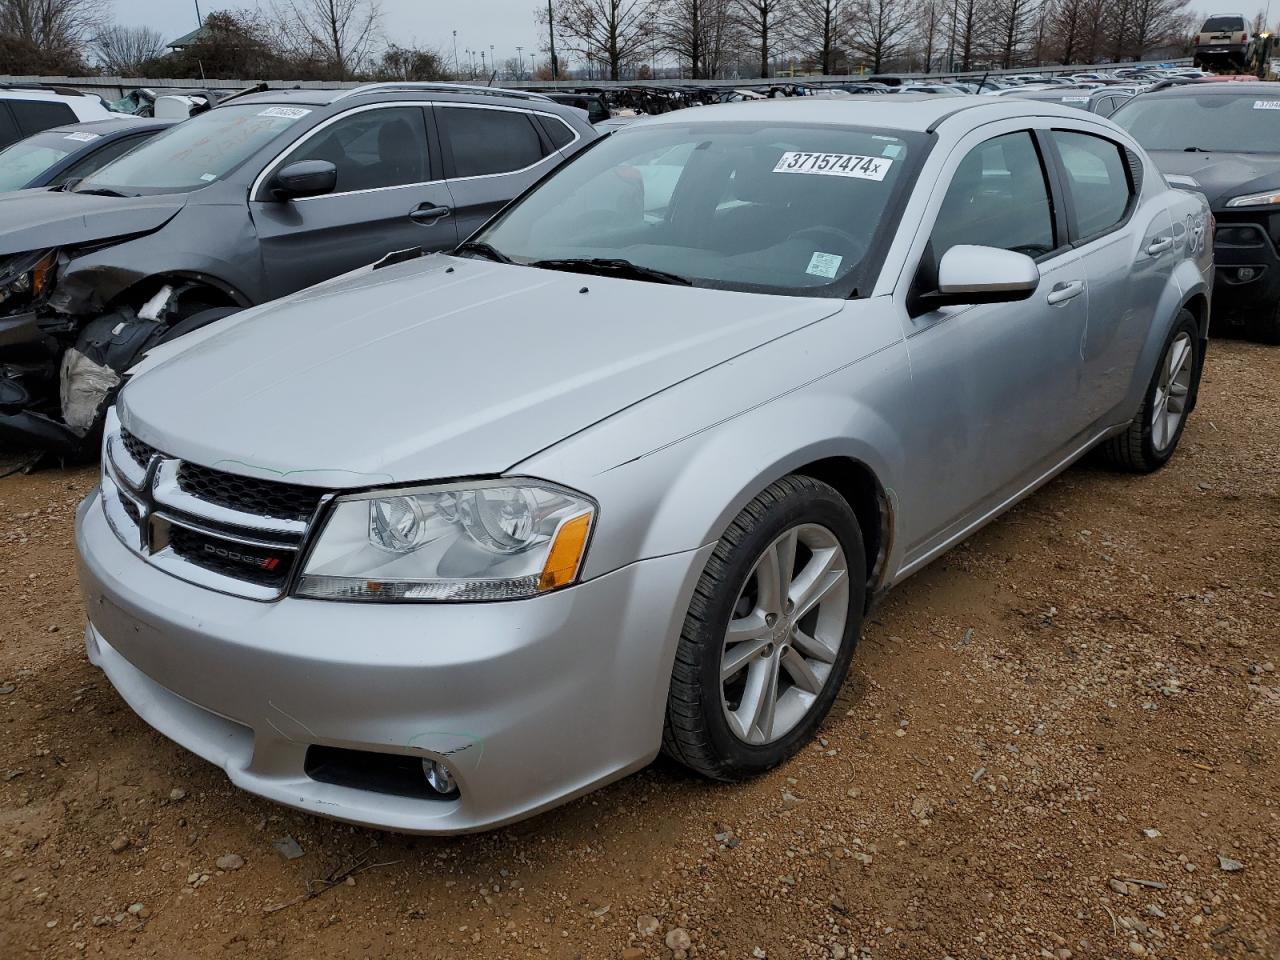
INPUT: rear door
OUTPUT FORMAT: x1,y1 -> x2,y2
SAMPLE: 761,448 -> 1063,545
1044,127 -> 1172,426
436,104 -> 572,240
251,103 -> 458,299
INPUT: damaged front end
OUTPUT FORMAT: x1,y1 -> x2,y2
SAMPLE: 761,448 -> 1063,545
0,251 -> 175,461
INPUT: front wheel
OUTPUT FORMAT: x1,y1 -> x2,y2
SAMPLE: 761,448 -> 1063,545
1098,309 -> 1201,472
662,475 -> 865,781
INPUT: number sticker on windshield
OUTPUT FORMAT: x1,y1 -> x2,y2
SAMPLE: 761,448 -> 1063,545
64,132 -> 100,142
773,152 -> 892,181
806,252 -> 843,278
258,106 -> 312,119
1254,100 -> 1280,110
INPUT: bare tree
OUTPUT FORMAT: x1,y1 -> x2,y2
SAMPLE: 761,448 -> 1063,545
790,0 -> 846,74
0,0 -> 105,62
375,44 -> 450,80
273,0 -> 382,78
90,24 -> 166,74
660,0 -> 738,77
988,0 -> 1039,66
546,0 -> 660,80
944,0 -> 986,70
916,0 -> 946,71
847,0 -> 913,72
733,0 -> 789,77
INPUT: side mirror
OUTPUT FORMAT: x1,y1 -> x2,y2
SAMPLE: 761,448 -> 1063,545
927,244 -> 1040,307
271,159 -> 337,200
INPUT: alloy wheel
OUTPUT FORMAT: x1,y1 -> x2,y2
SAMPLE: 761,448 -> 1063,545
1151,331 -> 1194,452
720,523 -> 849,745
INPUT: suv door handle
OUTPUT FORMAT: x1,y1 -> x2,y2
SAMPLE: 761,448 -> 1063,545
1047,280 -> 1085,305
409,203 -> 452,224
1146,236 -> 1174,256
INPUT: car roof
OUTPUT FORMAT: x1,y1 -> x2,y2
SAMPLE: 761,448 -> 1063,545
1145,81 -> 1279,98
629,95 -> 1097,134
44,116 -> 176,137
228,83 -> 556,110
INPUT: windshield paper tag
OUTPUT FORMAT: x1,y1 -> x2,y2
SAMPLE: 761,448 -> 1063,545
1254,100 -> 1280,110
64,132 -> 100,142
773,152 -> 892,181
258,106 -> 312,119
806,251 -> 843,278
1062,96 -> 1090,102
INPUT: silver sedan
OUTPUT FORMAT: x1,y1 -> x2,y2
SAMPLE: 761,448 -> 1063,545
76,96 -> 1213,833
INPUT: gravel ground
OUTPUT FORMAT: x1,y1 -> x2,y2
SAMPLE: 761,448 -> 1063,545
0,339 -> 1276,960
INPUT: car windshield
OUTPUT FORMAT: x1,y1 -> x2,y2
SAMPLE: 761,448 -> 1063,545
73,103 -> 312,195
0,130 -> 77,190
1113,95 -> 1280,153
474,121 -> 919,297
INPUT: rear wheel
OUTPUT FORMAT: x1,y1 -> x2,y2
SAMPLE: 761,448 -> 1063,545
1098,310 -> 1200,472
1247,304 -> 1280,344
662,476 -> 865,780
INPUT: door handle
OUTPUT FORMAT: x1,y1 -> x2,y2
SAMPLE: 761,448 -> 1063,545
1046,280 -> 1085,305
1146,236 -> 1174,256
409,203 -> 451,224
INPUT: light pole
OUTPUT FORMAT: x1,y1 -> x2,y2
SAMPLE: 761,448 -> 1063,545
193,0 -> 202,26
547,0 -> 559,79
516,45 -> 524,80
452,30 -> 459,78
490,44 -> 495,79
480,50 -> 486,77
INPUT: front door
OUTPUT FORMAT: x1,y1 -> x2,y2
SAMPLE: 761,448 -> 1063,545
250,104 -> 458,300
895,129 -> 1090,565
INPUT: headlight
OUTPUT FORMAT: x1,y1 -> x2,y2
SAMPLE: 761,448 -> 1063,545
1225,189 -> 1280,208
295,479 -> 596,602
0,249 -> 56,304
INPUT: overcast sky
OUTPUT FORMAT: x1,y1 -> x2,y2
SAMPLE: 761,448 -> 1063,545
111,1 -> 546,71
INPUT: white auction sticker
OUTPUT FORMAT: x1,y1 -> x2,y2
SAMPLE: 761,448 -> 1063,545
806,251 -> 843,279
258,106 -> 312,119
64,131 -> 100,142
773,151 -> 892,181
1062,96 -> 1089,103
1255,100 -> 1280,110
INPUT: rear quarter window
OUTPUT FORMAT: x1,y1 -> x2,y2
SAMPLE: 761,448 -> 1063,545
1050,131 -> 1134,239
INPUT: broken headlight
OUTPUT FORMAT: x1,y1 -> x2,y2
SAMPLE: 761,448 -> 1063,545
0,249 -> 57,309
295,479 -> 596,602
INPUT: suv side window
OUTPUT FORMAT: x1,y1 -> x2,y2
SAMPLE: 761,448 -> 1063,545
280,106 -> 429,194
0,104 -> 19,149
439,107 -> 545,178
538,115 -> 577,151
930,131 -> 1056,261
9,99 -> 77,137
1049,130 -> 1133,240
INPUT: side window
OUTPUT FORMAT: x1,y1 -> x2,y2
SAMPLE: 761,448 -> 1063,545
9,100 -> 77,136
929,131 -> 1056,262
0,105 -> 19,148
59,135 -> 146,185
1050,130 -> 1132,239
538,115 -> 576,151
440,107 -> 545,178
280,106 -> 429,194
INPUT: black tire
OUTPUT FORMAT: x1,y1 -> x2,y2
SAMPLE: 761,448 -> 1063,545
158,306 -> 242,344
662,475 -> 866,781
1098,309 -> 1201,472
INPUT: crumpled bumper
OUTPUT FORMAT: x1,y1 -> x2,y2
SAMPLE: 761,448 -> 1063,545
76,489 -> 712,833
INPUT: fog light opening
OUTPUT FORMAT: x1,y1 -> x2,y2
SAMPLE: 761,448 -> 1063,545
1237,266 -> 1258,282
423,758 -> 457,796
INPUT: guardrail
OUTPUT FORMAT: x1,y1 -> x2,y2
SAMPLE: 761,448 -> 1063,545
1,59 -> 1193,100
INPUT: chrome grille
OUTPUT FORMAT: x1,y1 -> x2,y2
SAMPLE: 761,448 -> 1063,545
101,411 -> 328,601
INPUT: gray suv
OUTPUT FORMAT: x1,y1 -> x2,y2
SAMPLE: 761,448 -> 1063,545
0,83 -> 597,455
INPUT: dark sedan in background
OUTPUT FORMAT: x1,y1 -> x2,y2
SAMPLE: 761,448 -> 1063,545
1114,82 -> 1280,342
0,117 -> 174,193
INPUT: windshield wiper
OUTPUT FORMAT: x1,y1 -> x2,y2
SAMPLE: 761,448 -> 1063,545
1183,146 -> 1213,153
74,187 -> 134,198
528,257 -> 692,286
454,240 -> 512,263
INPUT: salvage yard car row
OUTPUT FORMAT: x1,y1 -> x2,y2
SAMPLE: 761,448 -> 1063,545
0,75 -> 1269,834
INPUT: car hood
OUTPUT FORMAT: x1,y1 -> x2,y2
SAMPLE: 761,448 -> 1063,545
120,255 -> 843,487
1147,150 -> 1280,209
0,188 -> 186,257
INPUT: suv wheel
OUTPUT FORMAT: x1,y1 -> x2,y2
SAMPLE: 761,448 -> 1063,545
662,476 -> 865,780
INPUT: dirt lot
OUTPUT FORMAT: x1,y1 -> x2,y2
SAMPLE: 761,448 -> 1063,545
0,340 -> 1276,960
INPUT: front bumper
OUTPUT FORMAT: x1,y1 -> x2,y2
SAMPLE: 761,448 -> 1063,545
1211,216 -> 1280,326
76,489 -> 713,833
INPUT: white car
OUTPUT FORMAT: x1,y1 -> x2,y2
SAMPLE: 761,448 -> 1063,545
0,85 -> 114,150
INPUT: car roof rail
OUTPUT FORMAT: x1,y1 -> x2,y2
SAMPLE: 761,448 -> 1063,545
0,82 -> 89,97
329,82 -> 552,104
